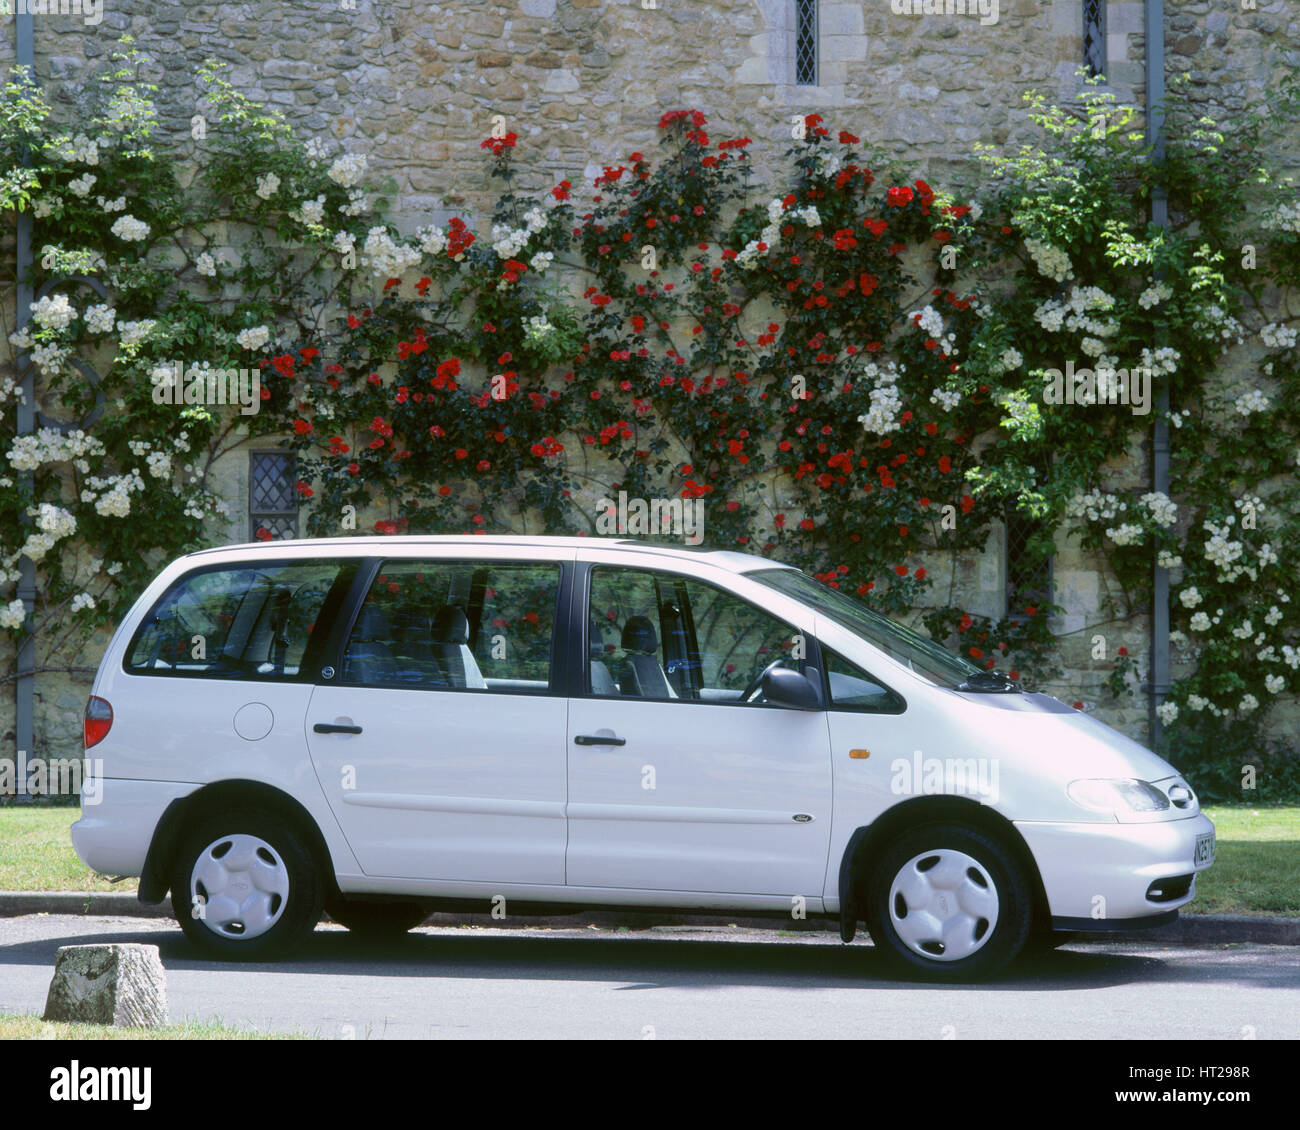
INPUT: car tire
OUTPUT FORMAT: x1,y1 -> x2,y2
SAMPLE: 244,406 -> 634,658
325,898 -> 430,935
170,809 -> 322,961
864,823 -> 1033,982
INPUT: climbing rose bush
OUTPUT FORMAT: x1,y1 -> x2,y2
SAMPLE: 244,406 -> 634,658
2,47 -> 1297,796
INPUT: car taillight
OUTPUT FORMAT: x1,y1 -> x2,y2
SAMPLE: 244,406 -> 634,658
84,696 -> 113,749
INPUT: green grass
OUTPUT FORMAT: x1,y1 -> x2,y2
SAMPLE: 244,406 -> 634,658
1189,806 -> 1300,916
0,1014 -> 301,1040
0,806 -> 135,893
2,804 -> 1296,915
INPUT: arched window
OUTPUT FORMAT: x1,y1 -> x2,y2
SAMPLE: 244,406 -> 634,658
795,0 -> 819,86
1083,0 -> 1107,78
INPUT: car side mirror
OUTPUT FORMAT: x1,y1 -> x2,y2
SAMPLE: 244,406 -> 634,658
762,666 -> 822,710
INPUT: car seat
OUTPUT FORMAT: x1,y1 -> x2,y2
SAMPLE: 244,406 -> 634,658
615,615 -> 675,699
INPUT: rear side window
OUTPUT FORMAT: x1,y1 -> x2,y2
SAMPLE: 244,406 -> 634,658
340,559 -> 561,693
126,560 -> 346,680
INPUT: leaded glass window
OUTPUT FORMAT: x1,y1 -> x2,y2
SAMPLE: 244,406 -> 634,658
1083,0 -> 1107,79
795,0 -> 818,86
249,451 -> 298,541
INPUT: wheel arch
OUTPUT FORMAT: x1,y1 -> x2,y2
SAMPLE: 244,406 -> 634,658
138,779 -> 339,904
837,796 -> 1050,930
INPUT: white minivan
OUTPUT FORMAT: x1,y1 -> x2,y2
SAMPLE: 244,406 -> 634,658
72,536 -> 1215,979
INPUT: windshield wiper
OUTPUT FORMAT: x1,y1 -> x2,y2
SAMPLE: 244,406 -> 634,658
956,669 -> 1021,693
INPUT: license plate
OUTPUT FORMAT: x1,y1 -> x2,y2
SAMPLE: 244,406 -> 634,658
1194,832 -> 1215,868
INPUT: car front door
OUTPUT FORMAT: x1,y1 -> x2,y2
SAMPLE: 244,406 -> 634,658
566,561 -> 833,901
305,552 -> 570,885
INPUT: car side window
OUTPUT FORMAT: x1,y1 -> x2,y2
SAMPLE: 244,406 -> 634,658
679,577 -> 805,703
586,567 -> 804,705
126,561 -> 344,680
341,560 -> 560,693
588,568 -> 680,700
825,648 -> 905,713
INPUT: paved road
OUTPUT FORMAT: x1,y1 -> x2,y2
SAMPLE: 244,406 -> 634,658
3,915 -> 1297,1040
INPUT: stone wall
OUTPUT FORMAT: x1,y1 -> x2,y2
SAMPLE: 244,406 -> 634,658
2,1 -> 1298,763
5,2 -> 1297,217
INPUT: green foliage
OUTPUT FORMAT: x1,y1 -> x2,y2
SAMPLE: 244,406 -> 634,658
1,48 -> 1296,796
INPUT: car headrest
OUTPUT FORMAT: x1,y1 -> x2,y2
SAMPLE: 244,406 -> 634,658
621,615 -> 658,654
392,612 -> 432,639
432,605 -> 470,645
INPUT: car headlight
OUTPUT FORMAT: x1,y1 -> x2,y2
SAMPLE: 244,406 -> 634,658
1067,778 -> 1171,816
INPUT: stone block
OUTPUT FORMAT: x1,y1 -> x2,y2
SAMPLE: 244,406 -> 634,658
820,4 -> 866,36
43,944 -> 168,1029
544,69 -> 581,93
821,35 -> 869,63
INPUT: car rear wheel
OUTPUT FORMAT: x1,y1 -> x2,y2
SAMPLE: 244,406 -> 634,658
170,809 -> 322,961
864,823 -> 1033,981
326,898 -> 430,935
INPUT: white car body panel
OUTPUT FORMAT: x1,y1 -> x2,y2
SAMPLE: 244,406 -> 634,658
305,684 -> 568,884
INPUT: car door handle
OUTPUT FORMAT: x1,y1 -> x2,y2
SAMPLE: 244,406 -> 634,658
574,734 -> 626,746
313,722 -> 363,734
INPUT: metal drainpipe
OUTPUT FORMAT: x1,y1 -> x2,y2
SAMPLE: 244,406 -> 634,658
1146,0 -> 1171,750
13,8 -> 36,802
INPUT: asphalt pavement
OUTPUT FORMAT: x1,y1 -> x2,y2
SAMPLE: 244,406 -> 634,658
2,914 -> 1298,1040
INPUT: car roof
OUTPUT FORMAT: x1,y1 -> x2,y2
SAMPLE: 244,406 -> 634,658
184,535 -> 794,575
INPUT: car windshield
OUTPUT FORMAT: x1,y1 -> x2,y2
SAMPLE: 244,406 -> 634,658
747,568 -> 989,690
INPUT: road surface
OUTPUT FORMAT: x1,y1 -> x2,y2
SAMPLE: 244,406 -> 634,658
2,915 -> 1296,1040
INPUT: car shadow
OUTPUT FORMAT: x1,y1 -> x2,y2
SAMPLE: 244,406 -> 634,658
3,920 -> 1295,991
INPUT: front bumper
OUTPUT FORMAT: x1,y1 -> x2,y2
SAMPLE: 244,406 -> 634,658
1015,811 -> 1215,923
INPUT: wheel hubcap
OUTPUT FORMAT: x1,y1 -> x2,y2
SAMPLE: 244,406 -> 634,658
190,834 -> 290,940
888,849 -> 999,962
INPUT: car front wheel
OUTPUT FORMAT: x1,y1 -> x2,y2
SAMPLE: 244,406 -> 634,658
864,824 -> 1033,981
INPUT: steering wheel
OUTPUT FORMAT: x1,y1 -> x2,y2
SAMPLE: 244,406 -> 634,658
740,658 -> 790,703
